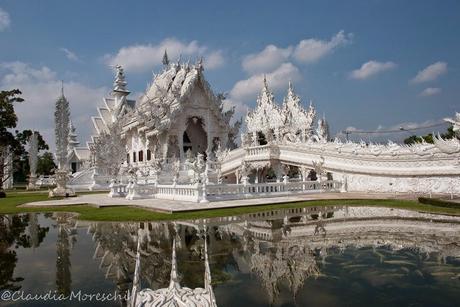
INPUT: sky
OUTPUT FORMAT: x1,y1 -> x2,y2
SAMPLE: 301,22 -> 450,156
1,0 -> 459,148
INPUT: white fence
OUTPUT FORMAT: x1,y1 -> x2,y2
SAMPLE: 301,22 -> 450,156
108,180 -> 341,203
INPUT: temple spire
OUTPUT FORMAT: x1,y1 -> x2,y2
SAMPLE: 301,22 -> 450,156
113,65 -> 129,93
162,49 -> 170,66
112,65 -> 130,113
288,80 -> 293,92
61,80 -> 65,97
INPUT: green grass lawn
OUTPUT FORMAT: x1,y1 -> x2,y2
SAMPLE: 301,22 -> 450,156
1,191 -> 459,222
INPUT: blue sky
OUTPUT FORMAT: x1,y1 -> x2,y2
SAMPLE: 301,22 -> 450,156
1,0 -> 459,146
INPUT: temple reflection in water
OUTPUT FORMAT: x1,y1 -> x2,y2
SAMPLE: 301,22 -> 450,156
82,206 -> 460,306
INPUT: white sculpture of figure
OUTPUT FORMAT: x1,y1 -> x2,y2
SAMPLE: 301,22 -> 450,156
444,112 -> 460,135
188,153 -> 205,184
150,158 -> 162,184
215,144 -> 229,184
27,131 -> 39,190
316,115 -> 329,143
312,157 -> 326,184
434,112 -> 460,155
171,157 -> 180,184
241,133 -> 251,148
239,161 -> 251,185
50,85 -> 75,197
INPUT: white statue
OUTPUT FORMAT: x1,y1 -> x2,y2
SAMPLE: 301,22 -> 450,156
27,131 -> 39,190
316,115 -> 330,142
50,86 -> 75,197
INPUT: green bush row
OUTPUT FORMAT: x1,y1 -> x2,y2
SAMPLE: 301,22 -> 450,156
418,197 -> 460,209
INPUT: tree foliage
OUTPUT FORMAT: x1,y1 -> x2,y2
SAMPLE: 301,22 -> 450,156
37,152 -> 57,175
404,126 -> 456,145
1,90 -> 24,194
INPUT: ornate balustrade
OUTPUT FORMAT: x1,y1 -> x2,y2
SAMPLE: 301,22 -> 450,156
205,180 -> 340,201
245,144 -> 280,161
108,181 -> 128,198
156,184 -> 202,202
108,179 -> 341,202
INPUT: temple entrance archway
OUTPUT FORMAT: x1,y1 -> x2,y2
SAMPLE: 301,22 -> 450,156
183,116 -> 207,156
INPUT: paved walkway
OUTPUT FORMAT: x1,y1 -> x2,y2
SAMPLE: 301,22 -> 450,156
21,192 -> 415,213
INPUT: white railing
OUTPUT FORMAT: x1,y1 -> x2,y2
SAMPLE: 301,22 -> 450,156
246,145 -> 270,156
109,179 -> 341,203
108,182 -> 129,198
206,180 -> 340,201
156,184 -> 202,202
36,175 -> 56,187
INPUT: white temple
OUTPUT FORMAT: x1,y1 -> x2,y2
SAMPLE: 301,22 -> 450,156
66,56 -> 460,201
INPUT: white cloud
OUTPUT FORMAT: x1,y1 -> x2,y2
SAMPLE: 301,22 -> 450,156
0,62 -> 108,150
104,38 -> 224,72
240,31 -> 352,74
224,62 -> 301,121
349,60 -> 397,80
60,48 -> 80,62
419,87 -> 441,97
0,8 -> 10,31
205,50 -> 225,70
293,30 -> 352,63
411,61 -> 447,84
229,63 -> 301,101
242,45 -> 292,74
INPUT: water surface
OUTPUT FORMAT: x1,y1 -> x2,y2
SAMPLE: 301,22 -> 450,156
1,206 -> 459,306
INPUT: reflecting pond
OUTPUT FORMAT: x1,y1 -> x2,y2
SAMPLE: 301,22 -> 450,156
1,205 -> 460,306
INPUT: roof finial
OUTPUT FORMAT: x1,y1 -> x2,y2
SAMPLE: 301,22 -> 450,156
262,74 -> 269,90
197,57 -> 204,72
113,65 -> 128,92
61,80 -> 65,97
162,49 -> 170,66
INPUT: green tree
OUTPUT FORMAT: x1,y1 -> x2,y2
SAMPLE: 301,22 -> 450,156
0,90 -> 24,197
37,152 -> 57,175
404,126 -> 456,145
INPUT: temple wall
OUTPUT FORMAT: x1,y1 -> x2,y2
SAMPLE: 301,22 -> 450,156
344,173 -> 460,194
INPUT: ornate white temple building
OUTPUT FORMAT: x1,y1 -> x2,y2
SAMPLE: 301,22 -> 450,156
66,56 -> 460,201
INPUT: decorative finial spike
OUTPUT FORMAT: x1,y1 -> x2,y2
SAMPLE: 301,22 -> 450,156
162,49 -> 170,66
61,80 -> 64,97
196,56 -> 204,72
